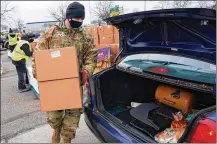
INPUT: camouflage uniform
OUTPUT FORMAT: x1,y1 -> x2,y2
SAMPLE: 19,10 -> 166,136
32,21 -> 98,143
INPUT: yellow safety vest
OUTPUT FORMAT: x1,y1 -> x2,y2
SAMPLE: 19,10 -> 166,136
11,40 -> 32,62
1,34 -> 6,38
8,34 -> 18,46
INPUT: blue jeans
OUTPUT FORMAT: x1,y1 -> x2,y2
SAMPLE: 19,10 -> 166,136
12,59 -> 29,89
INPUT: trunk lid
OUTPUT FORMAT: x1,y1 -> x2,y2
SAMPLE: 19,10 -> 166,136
105,8 -> 216,63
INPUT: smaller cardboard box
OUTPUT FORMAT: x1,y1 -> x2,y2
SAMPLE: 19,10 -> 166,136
34,47 -> 82,112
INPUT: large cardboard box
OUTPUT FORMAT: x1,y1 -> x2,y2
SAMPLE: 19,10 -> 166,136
100,34 -> 114,44
34,47 -> 82,112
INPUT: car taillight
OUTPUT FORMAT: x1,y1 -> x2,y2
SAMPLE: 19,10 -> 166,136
151,67 -> 169,73
189,118 -> 216,143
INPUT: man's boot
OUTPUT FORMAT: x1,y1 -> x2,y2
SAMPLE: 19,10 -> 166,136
52,127 -> 62,143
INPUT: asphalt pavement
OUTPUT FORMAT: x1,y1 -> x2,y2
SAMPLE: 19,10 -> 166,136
1,50 -> 100,143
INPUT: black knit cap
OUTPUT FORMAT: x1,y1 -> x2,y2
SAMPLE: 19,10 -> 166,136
66,2 -> 85,19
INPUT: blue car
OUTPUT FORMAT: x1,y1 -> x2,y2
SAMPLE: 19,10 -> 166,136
83,8 -> 216,143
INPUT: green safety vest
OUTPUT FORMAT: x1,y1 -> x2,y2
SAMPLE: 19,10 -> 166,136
11,40 -> 32,62
8,34 -> 18,46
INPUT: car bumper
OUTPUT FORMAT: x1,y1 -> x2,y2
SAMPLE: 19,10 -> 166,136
83,111 -> 105,143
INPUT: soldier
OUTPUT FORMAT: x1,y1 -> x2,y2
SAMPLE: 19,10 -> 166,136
31,2 -> 98,143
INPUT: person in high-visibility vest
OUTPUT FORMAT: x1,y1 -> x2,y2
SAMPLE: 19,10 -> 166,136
11,34 -> 35,92
7,33 -> 19,52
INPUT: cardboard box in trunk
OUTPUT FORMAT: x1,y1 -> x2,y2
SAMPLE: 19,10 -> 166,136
34,47 -> 82,112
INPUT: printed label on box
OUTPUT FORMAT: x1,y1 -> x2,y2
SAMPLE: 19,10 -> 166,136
51,51 -> 61,58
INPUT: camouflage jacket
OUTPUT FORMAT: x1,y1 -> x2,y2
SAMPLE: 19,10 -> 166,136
32,22 -> 98,78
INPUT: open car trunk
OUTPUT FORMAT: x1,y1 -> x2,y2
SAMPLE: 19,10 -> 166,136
96,68 -> 216,142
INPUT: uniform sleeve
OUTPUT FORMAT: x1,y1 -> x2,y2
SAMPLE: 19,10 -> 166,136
82,34 -> 98,78
20,43 -> 33,57
31,31 -> 47,78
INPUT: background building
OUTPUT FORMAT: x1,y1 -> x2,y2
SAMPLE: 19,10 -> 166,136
24,21 -> 58,33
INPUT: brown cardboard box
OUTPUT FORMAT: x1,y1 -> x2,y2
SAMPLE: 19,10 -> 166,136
114,34 -> 119,44
34,47 -> 82,111
100,34 -> 114,44
92,27 -> 98,36
93,35 -> 99,45
39,78 -> 82,111
97,44 -> 108,49
113,27 -> 119,34
109,44 -> 119,55
103,25 -> 114,35
97,26 -> 104,35
110,54 -> 117,63
35,47 -> 79,81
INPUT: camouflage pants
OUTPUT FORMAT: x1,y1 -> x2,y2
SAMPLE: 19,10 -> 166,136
47,108 -> 83,141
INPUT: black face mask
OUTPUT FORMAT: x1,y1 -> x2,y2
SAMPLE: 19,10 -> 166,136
69,19 -> 82,28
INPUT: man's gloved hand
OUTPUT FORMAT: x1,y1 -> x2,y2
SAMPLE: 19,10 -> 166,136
79,70 -> 88,86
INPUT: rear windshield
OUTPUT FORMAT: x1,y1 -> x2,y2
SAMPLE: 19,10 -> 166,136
128,19 -> 216,47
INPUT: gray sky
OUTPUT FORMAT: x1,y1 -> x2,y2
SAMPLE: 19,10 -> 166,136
3,1 -> 212,28
9,1 -> 159,27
